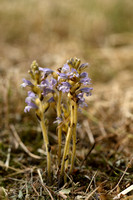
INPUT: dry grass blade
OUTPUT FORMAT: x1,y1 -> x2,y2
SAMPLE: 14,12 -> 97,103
0,161 -> 22,172
80,143 -> 96,169
83,120 -> 95,144
113,185 -> 133,199
0,187 -> 8,200
4,167 -> 36,179
31,184 -> 40,197
0,0 -> 133,198
10,124 -> 41,160
85,186 -> 99,200
37,169 -> 54,200
86,171 -> 98,193
5,147 -> 11,170
109,157 -> 133,194
58,191 -> 67,199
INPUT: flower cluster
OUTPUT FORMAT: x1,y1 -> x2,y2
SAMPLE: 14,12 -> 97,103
21,58 -> 93,185
57,58 -> 93,107
21,61 -> 56,114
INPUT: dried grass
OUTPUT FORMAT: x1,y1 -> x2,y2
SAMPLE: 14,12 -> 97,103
0,0 -> 133,199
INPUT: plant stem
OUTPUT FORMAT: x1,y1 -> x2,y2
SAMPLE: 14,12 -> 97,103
57,91 -> 62,166
40,117 -> 51,181
60,100 -> 74,177
70,101 -> 77,173
64,140 -> 70,183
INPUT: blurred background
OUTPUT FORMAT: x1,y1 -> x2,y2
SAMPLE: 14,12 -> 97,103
0,0 -> 133,125
0,0 -> 133,196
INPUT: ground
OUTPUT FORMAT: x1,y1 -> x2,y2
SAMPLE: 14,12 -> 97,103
0,0 -> 133,199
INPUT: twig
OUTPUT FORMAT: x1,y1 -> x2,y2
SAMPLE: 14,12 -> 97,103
25,181 -> 29,198
37,169 -> 54,200
83,120 -> 95,144
0,161 -> 21,172
10,124 -> 41,160
121,195 -> 133,200
58,191 -> 67,199
85,186 -> 99,200
31,184 -> 40,197
3,167 -> 36,179
86,171 -> 98,193
109,157 -> 133,194
80,143 -> 96,169
5,147 -> 11,170
98,122 -> 107,136
113,185 -> 133,199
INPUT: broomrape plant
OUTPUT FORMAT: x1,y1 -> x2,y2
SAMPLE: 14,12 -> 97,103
21,58 -> 93,185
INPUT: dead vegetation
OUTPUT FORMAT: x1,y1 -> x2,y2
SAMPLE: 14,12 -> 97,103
0,0 -> 133,199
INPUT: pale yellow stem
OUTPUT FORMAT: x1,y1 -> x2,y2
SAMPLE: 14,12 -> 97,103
57,91 -> 62,166
40,118 -> 51,180
64,140 -> 70,183
70,102 -> 77,173
60,101 -> 74,177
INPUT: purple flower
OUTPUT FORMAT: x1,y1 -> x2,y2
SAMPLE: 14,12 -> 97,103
68,68 -> 79,78
76,94 -> 87,108
76,92 -> 88,108
58,66 -> 79,80
43,88 -> 54,96
39,78 -> 57,90
48,97 -> 55,103
24,91 -> 38,112
21,79 -> 33,88
39,67 -> 53,77
53,117 -> 63,125
25,91 -> 37,103
57,72 -> 68,80
79,102 -> 88,108
79,63 -> 89,70
39,80 -> 49,88
28,91 -> 36,98
51,78 -> 57,87
62,64 -> 70,73
80,72 -> 88,78
58,82 -> 71,93
24,102 -> 38,113
77,93 -> 85,102
79,87 -> 93,96
80,77 -> 91,85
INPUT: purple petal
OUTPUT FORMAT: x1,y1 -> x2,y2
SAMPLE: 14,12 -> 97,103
43,88 -> 54,96
80,72 -> 88,78
51,78 -> 57,86
79,102 -> 88,108
28,91 -> 36,98
57,72 -> 68,80
77,93 -> 85,102
62,64 -> 70,73
48,97 -> 55,103
39,80 -> 49,88
80,87 -> 93,96
25,97 -> 33,104
80,77 -> 91,85
71,68 -> 77,73
21,79 -> 33,88
24,106 -> 32,113
39,67 -> 53,76
24,102 -> 38,113
53,117 -> 62,124
67,68 -> 79,79
79,63 -> 89,70
25,91 -> 37,104
58,82 -> 71,93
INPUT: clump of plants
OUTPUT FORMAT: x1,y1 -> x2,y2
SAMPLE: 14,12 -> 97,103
21,57 -> 93,186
